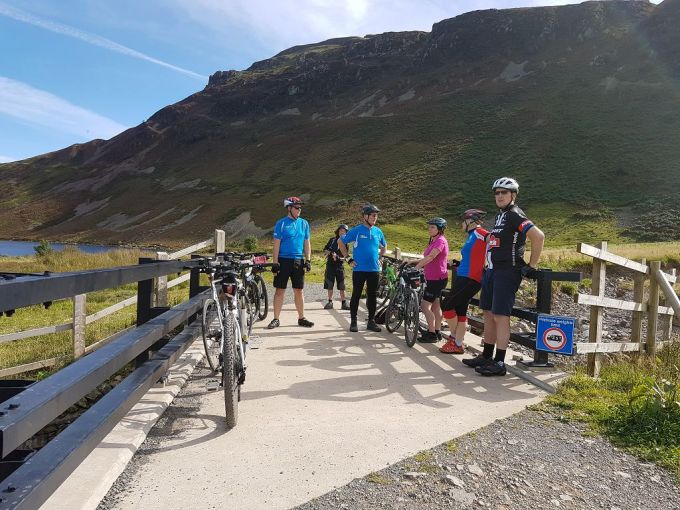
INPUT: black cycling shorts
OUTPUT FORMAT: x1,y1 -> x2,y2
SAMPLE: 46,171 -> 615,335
273,257 -> 305,289
323,263 -> 345,290
422,278 -> 448,303
442,276 -> 481,318
479,268 -> 522,316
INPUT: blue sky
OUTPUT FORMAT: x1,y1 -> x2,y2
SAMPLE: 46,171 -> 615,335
0,0 -> 661,162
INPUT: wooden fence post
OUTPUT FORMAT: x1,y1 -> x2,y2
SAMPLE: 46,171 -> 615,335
395,247 -> 401,261
631,257 -> 646,350
587,241 -> 607,377
661,268 -> 675,344
73,293 -> 86,359
646,261 -> 661,358
215,229 -> 226,255
155,251 -> 169,307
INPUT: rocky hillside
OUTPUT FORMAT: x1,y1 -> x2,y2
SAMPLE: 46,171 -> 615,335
1,0 -> 679,246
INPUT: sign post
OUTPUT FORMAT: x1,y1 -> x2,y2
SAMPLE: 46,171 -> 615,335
536,314 -> 576,356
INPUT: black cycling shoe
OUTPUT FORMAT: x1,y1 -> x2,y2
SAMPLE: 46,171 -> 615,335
476,360 -> 507,376
349,318 -> 358,332
341,301 -> 351,310
367,320 -> 381,333
418,331 -> 438,343
298,317 -> 314,327
266,318 -> 280,329
323,301 -> 333,310
462,355 -> 493,368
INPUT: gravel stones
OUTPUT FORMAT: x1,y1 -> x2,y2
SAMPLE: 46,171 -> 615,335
295,408 -> 680,510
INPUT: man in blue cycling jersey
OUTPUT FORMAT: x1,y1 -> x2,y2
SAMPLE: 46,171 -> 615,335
338,204 -> 387,333
267,197 -> 314,329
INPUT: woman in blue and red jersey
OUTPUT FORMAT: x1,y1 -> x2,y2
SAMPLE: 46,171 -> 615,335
439,209 -> 488,354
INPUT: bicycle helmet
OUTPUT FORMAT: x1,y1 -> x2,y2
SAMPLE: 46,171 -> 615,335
283,196 -> 304,207
462,209 -> 486,222
338,223 -> 349,231
491,177 -> 519,192
362,204 -> 380,215
427,217 -> 447,230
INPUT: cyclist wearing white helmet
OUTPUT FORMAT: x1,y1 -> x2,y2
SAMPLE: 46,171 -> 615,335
339,204 -> 387,333
410,217 -> 449,343
267,196 -> 314,329
462,177 -> 544,376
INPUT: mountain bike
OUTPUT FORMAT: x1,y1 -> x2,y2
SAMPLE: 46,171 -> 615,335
376,255 -> 400,308
199,254 -> 272,427
249,253 -> 270,321
385,262 -> 424,347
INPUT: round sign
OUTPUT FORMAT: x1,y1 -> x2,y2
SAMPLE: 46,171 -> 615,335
543,327 -> 567,351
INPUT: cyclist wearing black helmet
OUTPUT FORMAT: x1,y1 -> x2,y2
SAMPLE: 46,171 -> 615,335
338,204 -> 387,333
322,224 -> 350,310
267,196 -> 314,329
411,218 -> 449,343
440,209 -> 488,354
463,178 -> 544,376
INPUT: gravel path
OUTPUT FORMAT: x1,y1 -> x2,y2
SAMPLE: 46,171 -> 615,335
295,407 -> 680,510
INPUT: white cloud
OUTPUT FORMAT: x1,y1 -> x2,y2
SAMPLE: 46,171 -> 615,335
0,77 -> 128,140
0,2 -> 207,81
0,154 -> 16,163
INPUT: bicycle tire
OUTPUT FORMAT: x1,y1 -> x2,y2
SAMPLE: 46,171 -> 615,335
404,289 -> 420,347
255,275 -> 268,321
201,298 -> 222,372
223,311 -> 239,428
246,280 -> 260,322
385,289 -> 404,333
240,293 -> 254,338
418,309 -> 429,335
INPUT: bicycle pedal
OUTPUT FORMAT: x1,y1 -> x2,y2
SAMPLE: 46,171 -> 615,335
206,380 -> 220,391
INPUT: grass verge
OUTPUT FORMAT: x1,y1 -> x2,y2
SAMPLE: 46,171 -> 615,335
544,343 -> 680,481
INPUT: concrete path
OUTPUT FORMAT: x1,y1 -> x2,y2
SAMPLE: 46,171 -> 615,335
103,301 -> 552,510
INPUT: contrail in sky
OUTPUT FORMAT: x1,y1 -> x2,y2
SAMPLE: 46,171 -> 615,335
0,2 -> 207,81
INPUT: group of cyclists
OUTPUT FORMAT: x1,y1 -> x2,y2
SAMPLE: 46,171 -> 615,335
266,176 -> 545,377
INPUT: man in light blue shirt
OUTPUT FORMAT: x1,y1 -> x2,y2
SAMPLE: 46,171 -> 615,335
267,197 -> 314,329
339,204 -> 387,333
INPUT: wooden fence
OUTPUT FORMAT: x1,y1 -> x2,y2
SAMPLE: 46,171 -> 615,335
0,231 -> 225,377
575,241 -> 679,377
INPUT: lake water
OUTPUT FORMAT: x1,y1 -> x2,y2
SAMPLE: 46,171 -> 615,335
0,240 -> 114,257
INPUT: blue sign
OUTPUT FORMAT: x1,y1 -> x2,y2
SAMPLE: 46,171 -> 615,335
536,315 -> 575,356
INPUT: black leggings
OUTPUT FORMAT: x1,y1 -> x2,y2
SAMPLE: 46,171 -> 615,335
350,271 -> 380,321
442,276 -> 481,318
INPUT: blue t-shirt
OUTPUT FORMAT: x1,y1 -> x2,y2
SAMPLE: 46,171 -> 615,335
343,224 -> 387,272
273,216 -> 310,259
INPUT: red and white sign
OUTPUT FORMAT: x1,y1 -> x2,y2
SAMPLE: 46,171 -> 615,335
542,327 -> 567,351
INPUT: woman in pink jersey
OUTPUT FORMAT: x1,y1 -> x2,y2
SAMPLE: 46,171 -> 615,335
412,218 -> 449,343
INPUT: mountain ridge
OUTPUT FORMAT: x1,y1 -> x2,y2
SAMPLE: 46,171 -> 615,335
1,0 -> 679,246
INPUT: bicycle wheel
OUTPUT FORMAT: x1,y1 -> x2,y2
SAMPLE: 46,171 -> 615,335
376,275 -> 389,307
255,274 -> 268,321
404,289 -> 420,347
240,293 -> 254,338
246,280 -> 260,322
222,312 -> 239,428
201,298 -> 222,372
385,289 -> 404,333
